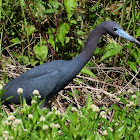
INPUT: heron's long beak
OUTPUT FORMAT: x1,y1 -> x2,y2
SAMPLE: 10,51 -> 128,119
115,28 -> 140,46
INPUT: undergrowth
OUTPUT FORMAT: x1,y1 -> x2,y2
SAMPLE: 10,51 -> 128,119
0,89 -> 140,140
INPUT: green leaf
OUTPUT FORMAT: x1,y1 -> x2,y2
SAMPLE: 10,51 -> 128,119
33,111 -> 39,124
135,89 -> 139,106
57,23 -> 70,46
18,55 -> 29,65
30,58 -> 39,66
48,0 -> 59,9
136,26 -> 140,38
48,37 -> 56,50
33,45 -> 48,61
77,38 -> 84,46
11,38 -> 20,44
64,0 -> 77,20
130,48 -> 140,66
0,89 -> 6,98
45,9 -> 58,14
127,61 -> 137,73
95,132 -> 103,140
62,103 -> 72,121
69,19 -> 77,24
86,93 -> 91,110
100,43 -> 122,61
47,28 -> 59,51
27,25 -> 36,37
93,48 -> 103,55
81,68 -> 96,78
65,37 -> 70,44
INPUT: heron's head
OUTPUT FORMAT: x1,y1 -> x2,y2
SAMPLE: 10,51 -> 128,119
101,21 -> 140,46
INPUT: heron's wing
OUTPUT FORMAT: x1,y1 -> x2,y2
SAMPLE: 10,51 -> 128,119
2,60 -> 68,103
4,60 -> 66,88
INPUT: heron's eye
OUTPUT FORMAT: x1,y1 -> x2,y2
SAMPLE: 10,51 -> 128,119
113,27 -> 117,31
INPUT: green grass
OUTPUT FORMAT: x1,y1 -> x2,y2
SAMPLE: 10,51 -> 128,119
0,89 -> 140,140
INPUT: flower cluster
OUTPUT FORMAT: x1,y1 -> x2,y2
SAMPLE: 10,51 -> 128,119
55,110 -> 61,116
102,130 -> 108,135
2,114 -> 23,139
100,111 -> 106,118
43,125 -> 49,130
90,104 -> 100,112
126,101 -> 135,107
17,88 -> 23,94
50,123 -> 60,128
0,84 -> 3,90
33,90 -> 41,98
71,107 -> 78,112
51,106 -> 57,111
39,116 -> 46,122
28,114 -> 33,119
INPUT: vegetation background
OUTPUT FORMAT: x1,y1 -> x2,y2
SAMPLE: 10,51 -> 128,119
0,0 -> 140,139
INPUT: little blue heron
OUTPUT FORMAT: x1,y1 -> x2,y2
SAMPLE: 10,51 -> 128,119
1,21 -> 140,106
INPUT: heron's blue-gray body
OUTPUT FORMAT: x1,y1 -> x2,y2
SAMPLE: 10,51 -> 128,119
2,56 -> 84,104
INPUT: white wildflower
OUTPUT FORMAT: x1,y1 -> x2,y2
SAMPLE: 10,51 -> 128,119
3,131 -> 9,137
115,123 -> 119,126
3,120 -> 11,126
127,89 -> 134,94
58,130 -> 62,135
40,116 -> 45,122
112,119 -> 115,122
47,111 -> 53,115
102,130 -> 108,135
28,114 -> 33,119
9,136 -> 14,140
129,101 -> 134,106
33,90 -> 39,95
55,110 -> 61,116
126,104 -> 131,107
109,127 -> 113,132
43,125 -> 49,130
38,95 -> 41,98
7,115 -> 15,121
91,104 -> 96,109
31,100 -> 36,104
55,124 -> 60,128
71,107 -> 77,112
17,88 -> 23,94
51,106 -> 57,111
132,95 -> 136,99
50,123 -> 55,128
97,95 -> 101,99
116,98 -> 120,102
23,129 -> 28,132
0,113 -> 3,117
13,119 -> 22,125
100,111 -> 105,116
78,113 -> 85,118
91,104 -> 100,112
0,84 -> 3,90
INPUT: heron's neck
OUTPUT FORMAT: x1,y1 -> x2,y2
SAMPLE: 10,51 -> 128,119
72,25 -> 106,69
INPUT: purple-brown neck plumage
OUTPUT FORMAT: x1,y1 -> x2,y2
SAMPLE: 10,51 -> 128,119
72,24 -> 106,71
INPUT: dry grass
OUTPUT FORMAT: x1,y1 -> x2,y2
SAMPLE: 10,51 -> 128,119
1,58 -> 139,112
